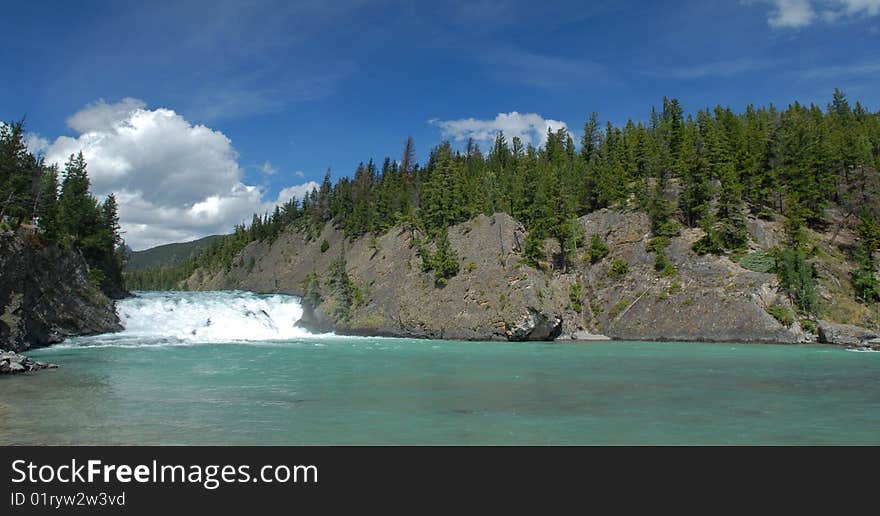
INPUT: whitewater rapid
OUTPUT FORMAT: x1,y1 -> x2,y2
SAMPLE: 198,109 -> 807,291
61,290 -> 328,348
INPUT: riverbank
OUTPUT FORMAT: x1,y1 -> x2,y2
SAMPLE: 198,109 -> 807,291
171,208 -> 879,345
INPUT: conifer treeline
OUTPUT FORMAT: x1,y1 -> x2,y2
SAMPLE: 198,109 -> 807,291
0,121 -> 125,296
127,90 -> 880,304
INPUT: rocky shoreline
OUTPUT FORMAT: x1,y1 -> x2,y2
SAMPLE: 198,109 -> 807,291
294,292 -> 878,348
183,209 -> 875,345
817,320 -> 880,350
0,349 -> 57,374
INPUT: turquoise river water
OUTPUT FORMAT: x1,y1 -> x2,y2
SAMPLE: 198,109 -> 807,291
1,291 -> 878,445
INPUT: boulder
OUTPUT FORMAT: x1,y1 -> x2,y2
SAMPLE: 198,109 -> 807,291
506,309 -> 563,341
817,320 -> 878,347
0,349 -> 58,374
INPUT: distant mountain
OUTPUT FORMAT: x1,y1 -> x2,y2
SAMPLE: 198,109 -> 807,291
125,235 -> 224,271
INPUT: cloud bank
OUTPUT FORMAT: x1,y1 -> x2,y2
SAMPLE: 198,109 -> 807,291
430,112 -> 569,149
35,99 -> 315,250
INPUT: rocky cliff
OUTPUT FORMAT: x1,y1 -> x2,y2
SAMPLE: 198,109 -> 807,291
0,230 -> 122,353
180,208 -> 876,344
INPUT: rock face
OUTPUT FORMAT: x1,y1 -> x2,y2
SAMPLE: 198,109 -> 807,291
181,209 -> 835,344
505,309 -> 563,341
296,301 -> 336,334
0,230 -> 122,352
0,349 -> 58,374
817,320 -> 879,347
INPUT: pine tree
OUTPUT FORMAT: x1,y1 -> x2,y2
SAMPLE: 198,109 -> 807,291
0,120 -> 41,224
420,142 -> 464,232
101,193 -> 121,248
853,208 -> 880,302
35,165 -> 59,237
522,229 -> 546,268
57,152 -> 99,244
401,136 -> 416,180
580,112 -> 601,164
429,227 -> 459,287
677,119 -> 710,227
327,254 -> 353,321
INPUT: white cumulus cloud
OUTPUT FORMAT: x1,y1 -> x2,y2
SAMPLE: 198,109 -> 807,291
766,0 -> 817,27
275,182 -> 319,206
837,0 -> 880,15
430,112 -> 569,148
35,99 -> 314,251
753,0 -> 880,27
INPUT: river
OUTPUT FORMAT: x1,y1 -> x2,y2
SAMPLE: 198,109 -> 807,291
1,290 -> 878,445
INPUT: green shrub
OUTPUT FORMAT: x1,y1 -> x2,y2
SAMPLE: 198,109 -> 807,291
799,318 -> 817,333
647,236 -> 669,254
88,268 -> 106,289
774,247 -> 818,314
648,236 -> 676,277
320,239 -> 330,253
522,230 -> 546,268
301,272 -> 322,305
588,234 -> 609,264
569,282 -> 584,313
739,251 -> 774,273
852,249 -> 880,303
766,303 -> 794,327
693,228 -> 724,255
609,259 -> 629,279
609,299 -> 630,318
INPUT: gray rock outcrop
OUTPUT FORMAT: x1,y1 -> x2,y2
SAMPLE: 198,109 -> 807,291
818,320 -> 879,347
505,309 -> 563,341
181,209 -> 825,344
0,349 -> 58,374
0,230 -> 122,352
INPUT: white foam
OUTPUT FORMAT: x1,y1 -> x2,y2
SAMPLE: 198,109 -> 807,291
64,290 -> 331,348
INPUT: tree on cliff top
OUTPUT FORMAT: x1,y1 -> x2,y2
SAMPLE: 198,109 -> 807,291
0,120 -> 44,224
126,90 -> 880,307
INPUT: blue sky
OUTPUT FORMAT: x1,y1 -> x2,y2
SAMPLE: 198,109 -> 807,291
2,0 -> 879,249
